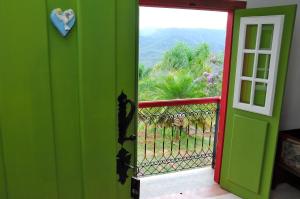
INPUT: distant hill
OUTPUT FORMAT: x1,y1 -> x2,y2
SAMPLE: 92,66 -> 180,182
139,28 -> 226,67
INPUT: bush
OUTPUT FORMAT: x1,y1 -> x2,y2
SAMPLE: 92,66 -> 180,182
139,42 -> 223,101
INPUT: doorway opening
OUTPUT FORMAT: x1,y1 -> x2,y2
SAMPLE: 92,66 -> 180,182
136,6 -> 229,198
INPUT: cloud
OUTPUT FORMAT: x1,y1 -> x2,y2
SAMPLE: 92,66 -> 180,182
139,7 -> 228,30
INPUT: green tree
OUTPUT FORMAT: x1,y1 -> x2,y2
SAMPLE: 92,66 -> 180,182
192,43 -> 210,67
153,70 -> 206,100
138,64 -> 151,79
159,42 -> 192,70
138,42 -> 223,101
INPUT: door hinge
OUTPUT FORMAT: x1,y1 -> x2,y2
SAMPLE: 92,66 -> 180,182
131,177 -> 140,199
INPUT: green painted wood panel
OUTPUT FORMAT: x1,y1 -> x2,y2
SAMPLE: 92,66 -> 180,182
220,5 -> 297,199
46,0 -> 84,198
77,0 -> 117,198
0,0 -> 137,198
228,115 -> 267,193
0,1 -> 59,199
0,128 -> 8,198
116,0 -> 138,198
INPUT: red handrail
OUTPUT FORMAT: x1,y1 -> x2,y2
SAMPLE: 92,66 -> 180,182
138,97 -> 221,108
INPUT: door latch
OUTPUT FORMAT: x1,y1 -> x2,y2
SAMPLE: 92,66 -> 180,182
117,91 -> 136,185
118,91 -> 136,145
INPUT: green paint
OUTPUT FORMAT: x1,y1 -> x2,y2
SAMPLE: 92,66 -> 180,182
242,53 -> 255,77
46,0 -> 83,198
240,80 -> 252,103
245,24 -> 258,49
0,0 -> 137,198
254,82 -> 267,107
260,24 -> 274,50
116,0 -> 138,198
220,5 -> 297,199
0,1 -> 58,198
256,54 -> 271,79
228,115 -> 268,193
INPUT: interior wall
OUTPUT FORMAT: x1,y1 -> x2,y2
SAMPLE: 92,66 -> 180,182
247,0 -> 300,130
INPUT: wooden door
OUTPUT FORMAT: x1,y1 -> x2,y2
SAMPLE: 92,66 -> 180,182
220,5 -> 297,199
0,0 -> 137,199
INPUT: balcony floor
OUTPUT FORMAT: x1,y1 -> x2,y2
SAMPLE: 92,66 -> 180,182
139,167 -> 300,199
139,167 -> 239,199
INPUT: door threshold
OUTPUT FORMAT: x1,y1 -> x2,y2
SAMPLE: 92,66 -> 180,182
139,167 -> 239,199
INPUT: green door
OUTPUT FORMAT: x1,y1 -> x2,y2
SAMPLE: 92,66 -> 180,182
0,0 -> 137,198
220,5 -> 296,199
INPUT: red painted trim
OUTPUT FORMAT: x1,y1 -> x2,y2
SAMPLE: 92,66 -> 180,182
140,0 -> 246,11
214,11 -> 235,183
139,97 -> 221,108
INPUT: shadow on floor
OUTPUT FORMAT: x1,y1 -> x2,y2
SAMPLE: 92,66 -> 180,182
271,183 -> 300,199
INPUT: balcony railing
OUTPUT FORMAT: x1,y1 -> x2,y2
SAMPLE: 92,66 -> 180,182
137,97 -> 221,177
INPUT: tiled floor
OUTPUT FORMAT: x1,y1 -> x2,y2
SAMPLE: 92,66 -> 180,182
139,167 -> 239,199
139,167 -> 300,199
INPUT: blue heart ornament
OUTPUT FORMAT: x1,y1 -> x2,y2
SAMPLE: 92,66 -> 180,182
50,8 -> 75,37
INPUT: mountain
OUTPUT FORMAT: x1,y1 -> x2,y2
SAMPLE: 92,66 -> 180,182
139,28 -> 226,67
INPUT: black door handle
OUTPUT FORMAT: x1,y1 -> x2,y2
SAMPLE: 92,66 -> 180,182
117,91 -> 136,184
118,91 -> 136,145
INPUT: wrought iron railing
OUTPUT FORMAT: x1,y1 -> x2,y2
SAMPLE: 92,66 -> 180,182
136,97 -> 220,177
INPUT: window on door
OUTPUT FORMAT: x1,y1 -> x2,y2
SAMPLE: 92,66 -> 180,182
233,15 -> 284,116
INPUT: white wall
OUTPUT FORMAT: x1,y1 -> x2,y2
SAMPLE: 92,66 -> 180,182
247,0 -> 300,130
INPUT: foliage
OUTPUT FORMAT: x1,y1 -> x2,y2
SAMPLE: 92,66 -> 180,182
153,70 -> 206,100
139,28 -> 226,67
160,42 -> 192,70
138,64 -> 152,79
139,42 -> 223,101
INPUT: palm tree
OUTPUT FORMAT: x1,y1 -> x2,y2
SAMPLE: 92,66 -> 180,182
154,70 -> 206,100
138,42 -> 223,101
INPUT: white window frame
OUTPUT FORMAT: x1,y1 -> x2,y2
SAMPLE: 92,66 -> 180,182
233,15 -> 284,116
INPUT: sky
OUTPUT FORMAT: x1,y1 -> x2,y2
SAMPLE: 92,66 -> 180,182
139,7 -> 228,30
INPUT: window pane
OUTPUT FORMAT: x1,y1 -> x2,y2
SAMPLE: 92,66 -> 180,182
254,82 -> 267,107
256,54 -> 271,79
245,25 -> 258,49
242,53 -> 255,77
240,80 -> 252,104
260,24 -> 274,50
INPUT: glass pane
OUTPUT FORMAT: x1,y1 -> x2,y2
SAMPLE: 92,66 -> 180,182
240,80 -> 252,104
245,25 -> 258,49
256,54 -> 271,79
254,82 -> 267,107
242,53 -> 255,77
260,24 -> 274,50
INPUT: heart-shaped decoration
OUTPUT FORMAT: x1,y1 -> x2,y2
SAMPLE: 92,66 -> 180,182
50,8 -> 75,37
